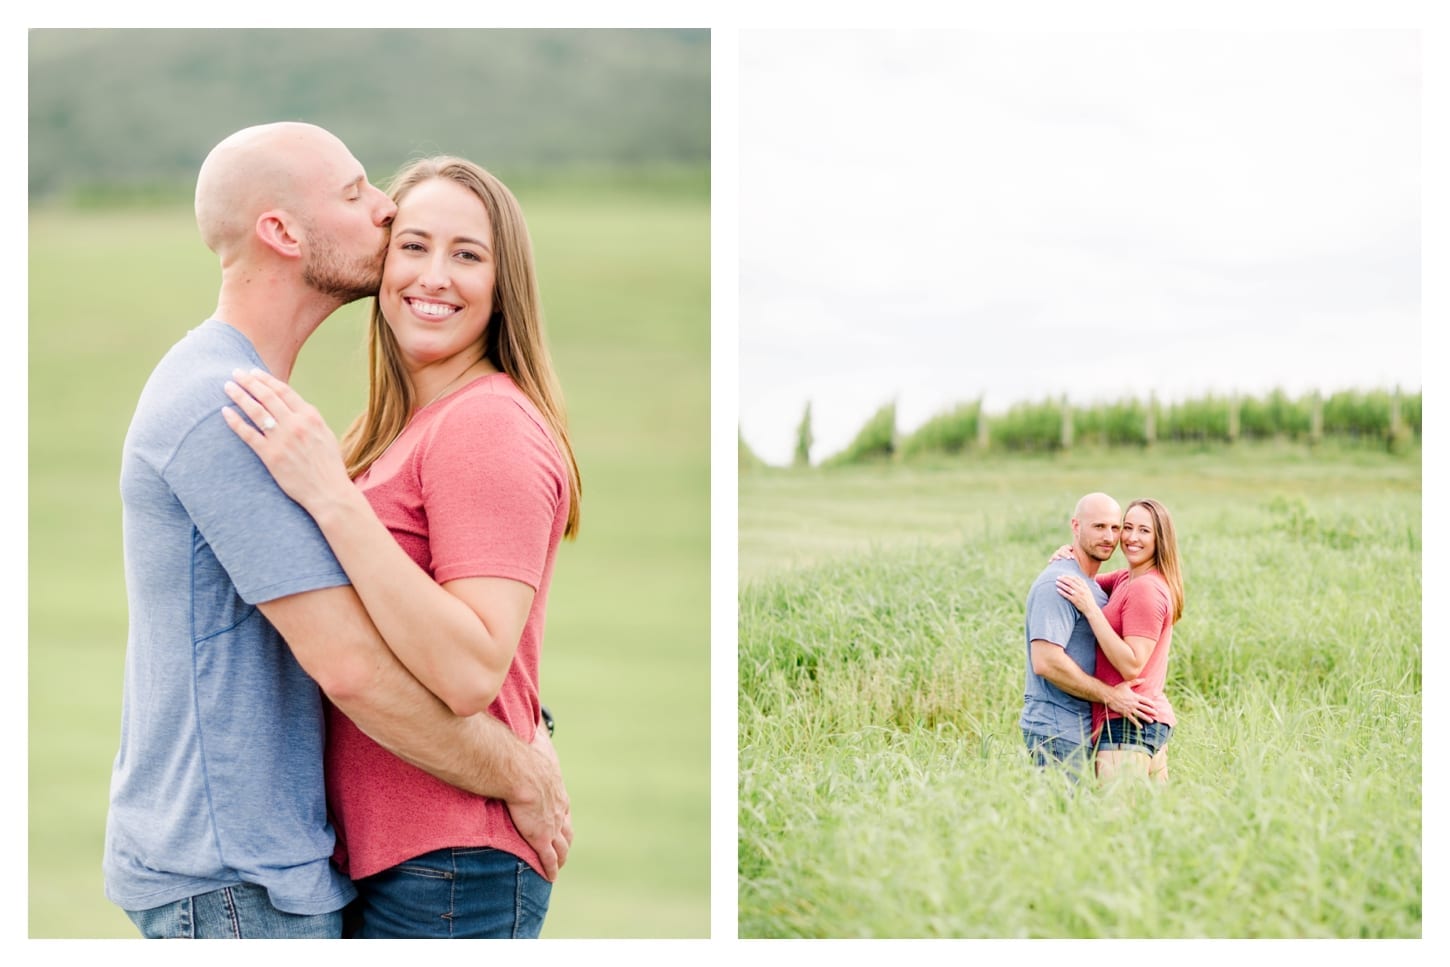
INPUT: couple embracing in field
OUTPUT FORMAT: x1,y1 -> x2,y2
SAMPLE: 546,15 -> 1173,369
1019,492 -> 1185,784
104,122 -> 581,939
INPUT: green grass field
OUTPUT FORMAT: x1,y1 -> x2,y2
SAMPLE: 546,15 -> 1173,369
28,177 -> 709,938
739,444 -> 1421,937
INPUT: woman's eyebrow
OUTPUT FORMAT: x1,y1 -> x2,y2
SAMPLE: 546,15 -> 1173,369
393,227 -> 491,250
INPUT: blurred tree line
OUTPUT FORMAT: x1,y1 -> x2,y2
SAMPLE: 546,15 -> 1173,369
29,28 -> 709,203
744,387 -> 1423,470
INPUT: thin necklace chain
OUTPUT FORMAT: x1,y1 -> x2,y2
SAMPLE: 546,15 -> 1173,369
420,357 -> 488,410
372,359 -> 488,468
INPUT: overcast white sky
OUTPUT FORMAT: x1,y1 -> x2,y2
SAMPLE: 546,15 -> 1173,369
738,29 -> 1421,466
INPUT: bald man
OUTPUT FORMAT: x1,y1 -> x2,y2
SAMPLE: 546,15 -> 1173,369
104,123 -> 570,938
1019,492 -> 1157,778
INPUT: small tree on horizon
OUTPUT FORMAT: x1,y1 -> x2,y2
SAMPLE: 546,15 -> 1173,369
794,401 -> 814,467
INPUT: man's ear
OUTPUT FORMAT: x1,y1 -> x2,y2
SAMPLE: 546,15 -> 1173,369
255,209 -> 303,260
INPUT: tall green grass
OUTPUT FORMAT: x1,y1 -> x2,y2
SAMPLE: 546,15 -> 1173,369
29,178 -> 709,938
739,446 -> 1420,937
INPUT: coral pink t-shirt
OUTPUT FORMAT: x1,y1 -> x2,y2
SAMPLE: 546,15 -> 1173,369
1091,568 -> 1177,736
325,373 -> 569,881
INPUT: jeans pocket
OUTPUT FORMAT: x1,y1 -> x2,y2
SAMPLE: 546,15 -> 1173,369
127,897 -> 192,938
392,862 -> 453,881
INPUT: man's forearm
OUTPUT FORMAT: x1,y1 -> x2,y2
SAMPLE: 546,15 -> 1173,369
1034,644 -> 1111,704
1043,664 -> 1111,705
334,653 -> 529,800
260,586 -> 529,800
1033,642 -> 1155,724
262,585 -> 570,879
338,651 -> 569,880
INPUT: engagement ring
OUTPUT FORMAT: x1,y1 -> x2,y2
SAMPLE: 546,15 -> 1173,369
260,416 -> 277,432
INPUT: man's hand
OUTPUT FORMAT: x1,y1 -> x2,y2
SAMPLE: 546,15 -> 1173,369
1104,679 -> 1156,726
504,725 -> 573,881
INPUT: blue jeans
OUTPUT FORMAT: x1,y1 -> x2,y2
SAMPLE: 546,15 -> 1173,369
352,846 -> 551,938
1021,728 -> 1092,779
125,881 -> 343,938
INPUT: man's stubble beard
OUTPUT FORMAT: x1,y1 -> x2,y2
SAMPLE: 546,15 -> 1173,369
302,231 -> 388,305
1079,535 -> 1114,562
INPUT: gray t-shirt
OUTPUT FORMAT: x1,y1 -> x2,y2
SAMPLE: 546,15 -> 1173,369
103,320 -> 354,916
1018,557 -> 1109,745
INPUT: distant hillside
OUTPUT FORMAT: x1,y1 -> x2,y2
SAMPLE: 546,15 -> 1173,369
28,28 -> 710,200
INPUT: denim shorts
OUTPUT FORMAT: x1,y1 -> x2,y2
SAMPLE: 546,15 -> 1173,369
125,881 -> 344,938
352,846 -> 551,939
1096,716 -> 1173,757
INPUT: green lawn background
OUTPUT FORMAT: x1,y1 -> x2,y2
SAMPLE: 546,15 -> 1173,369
28,180 -> 709,938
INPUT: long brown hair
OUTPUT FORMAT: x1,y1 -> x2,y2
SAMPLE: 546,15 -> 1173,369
341,156 -> 582,538
1126,498 -> 1183,622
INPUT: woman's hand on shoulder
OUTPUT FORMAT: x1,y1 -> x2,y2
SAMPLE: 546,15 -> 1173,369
1055,574 -> 1097,615
222,368 -> 353,511
1049,544 -> 1074,562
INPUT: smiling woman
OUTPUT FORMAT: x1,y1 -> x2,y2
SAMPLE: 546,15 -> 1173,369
381,177 -> 499,380
223,155 -> 582,938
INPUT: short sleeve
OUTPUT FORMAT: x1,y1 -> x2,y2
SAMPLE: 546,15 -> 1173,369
1120,579 -> 1169,643
165,410 -> 349,604
1026,581 -> 1079,649
418,393 -> 565,588
1098,569 -> 1127,594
